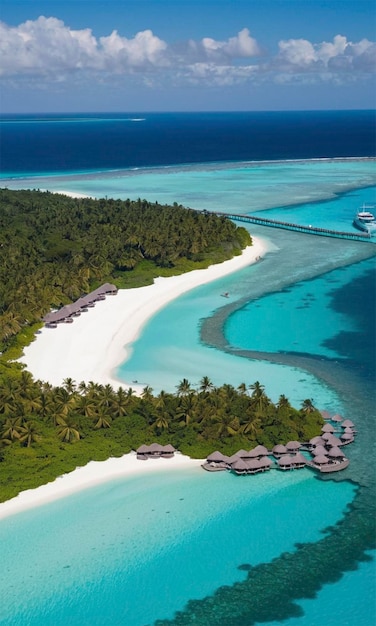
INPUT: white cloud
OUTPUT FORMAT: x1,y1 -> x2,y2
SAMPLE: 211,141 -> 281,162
276,34 -> 376,73
0,17 -> 374,90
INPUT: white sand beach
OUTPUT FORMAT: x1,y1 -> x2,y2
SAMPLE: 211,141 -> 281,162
0,452 -> 204,520
1,239 -> 267,520
19,238 -> 267,392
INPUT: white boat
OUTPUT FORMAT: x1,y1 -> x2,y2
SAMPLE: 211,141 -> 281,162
353,205 -> 376,234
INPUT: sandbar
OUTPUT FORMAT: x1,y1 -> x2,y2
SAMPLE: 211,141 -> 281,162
18,238 -> 267,392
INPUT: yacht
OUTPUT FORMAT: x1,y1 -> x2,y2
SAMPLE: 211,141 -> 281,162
353,205 -> 376,234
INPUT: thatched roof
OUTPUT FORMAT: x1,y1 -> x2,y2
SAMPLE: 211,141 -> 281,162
341,419 -> 354,427
278,455 -> 294,466
286,440 -> 301,450
312,445 -> 327,456
331,413 -> 343,422
236,449 -> 250,458
293,453 -> 306,465
207,451 -> 225,462
149,442 -> 164,453
328,446 -> 345,458
321,424 -> 335,433
314,454 -> 330,464
227,454 -> 241,464
272,444 -> 287,454
246,458 -> 261,470
258,456 -> 272,467
309,436 -> 325,446
232,459 -> 248,471
252,445 -> 269,456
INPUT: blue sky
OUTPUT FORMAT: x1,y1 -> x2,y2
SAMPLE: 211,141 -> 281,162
1,0 -> 375,112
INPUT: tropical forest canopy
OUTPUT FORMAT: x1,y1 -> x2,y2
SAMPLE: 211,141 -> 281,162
0,188 -> 323,501
0,187 -> 250,344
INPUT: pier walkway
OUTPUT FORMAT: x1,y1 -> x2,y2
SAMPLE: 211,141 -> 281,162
213,211 -> 372,242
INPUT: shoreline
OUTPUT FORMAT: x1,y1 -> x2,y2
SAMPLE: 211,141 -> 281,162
0,452 -> 204,520
19,237 -> 268,392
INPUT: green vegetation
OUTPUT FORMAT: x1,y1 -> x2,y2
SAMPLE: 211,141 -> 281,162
0,375 -> 323,501
0,188 -> 323,501
0,188 -> 250,347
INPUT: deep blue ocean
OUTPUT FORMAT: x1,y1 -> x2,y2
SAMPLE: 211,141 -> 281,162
1,110 -> 375,176
0,111 -> 375,626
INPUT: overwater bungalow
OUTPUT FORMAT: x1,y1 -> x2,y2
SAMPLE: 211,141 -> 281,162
292,453 -> 307,468
340,433 -> 354,445
341,419 -> 354,428
327,446 -> 345,459
278,455 -> 295,470
311,454 -> 330,466
232,459 -> 249,475
235,449 -> 250,459
258,456 -> 273,470
321,423 -> 335,433
227,454 -> 241,465
308,436 -> 326,448
331,413 -> 343,423
286,440 -> 301,452
320,410 -> 332,420
272,444 -> 287,458
312,445 -> 328,457
245,459 -> 262,474
344,426 -> 355,434
248,445 -> 269,458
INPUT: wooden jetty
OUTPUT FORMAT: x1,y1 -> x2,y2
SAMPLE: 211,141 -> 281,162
213,211 -> 372,242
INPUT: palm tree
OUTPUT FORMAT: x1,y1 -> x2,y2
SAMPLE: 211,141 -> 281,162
62,378 -> 77,394
277,394 -> 291,410
176,395 -> 198,426
1,416 -> 24,443
53,387 -> 76,416
77,395 -> 96,418
152,411 -> 171,432
112,387 -> 131,418
56,416 -> 81,442
237,382 -> 248,396
92,412 -> 112,430
301,398 -> 315,413
241,412 -> 262,437
249,381 -> 270,413
19,421 -> 41,447
39,392 -> 54,419
96,384 -> 115,412
154,390 -> 170,410
0,379 -> 20,414
176,378 -> 192,397
199,376 -> 214,395
141,385 -> 154,402
78,381 -> 88,394
213,411 -> 240,440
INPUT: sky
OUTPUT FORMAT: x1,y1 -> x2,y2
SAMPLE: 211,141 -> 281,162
0,0 -> 375,113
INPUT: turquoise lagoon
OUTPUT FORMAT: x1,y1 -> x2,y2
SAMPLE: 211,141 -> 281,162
1,158 -> 375,625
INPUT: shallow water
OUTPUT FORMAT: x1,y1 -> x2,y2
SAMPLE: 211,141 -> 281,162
0,467 -> 357,626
